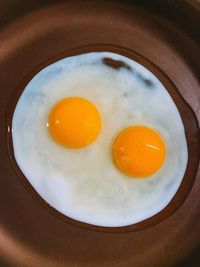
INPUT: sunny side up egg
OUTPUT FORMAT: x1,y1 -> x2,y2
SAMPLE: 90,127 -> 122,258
12,52 -> 188,227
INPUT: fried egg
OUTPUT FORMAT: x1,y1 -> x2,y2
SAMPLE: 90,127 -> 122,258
12,52 -> 188,227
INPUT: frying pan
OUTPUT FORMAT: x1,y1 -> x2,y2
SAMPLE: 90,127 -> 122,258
0,0 -> 199,266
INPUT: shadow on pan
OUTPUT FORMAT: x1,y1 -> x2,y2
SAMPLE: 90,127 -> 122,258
0,0 -> 199,43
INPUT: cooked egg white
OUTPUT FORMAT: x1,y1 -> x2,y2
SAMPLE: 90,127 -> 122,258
12,52 -> 188,227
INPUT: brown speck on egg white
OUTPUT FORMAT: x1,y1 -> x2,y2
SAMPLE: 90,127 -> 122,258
102,57 -> 132,71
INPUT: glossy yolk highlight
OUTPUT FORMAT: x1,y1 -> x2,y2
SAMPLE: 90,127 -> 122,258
48,97 -> 101,148
113,126 -> 166,177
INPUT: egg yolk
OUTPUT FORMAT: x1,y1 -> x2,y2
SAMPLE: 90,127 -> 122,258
48,97 -> 101,148
113,126 -> 166,178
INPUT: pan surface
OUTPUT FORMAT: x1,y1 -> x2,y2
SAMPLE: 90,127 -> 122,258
0,1 -> 199,266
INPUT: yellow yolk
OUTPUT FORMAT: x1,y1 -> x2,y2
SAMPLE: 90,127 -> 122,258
48,97 -> 101,148
113,126 -> 166,178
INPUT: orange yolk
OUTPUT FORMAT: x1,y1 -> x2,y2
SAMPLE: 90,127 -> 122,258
48,97 -> 101,148
113,126 -> 166,178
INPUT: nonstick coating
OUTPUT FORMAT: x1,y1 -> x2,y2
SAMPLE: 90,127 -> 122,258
0,1 -> 199,267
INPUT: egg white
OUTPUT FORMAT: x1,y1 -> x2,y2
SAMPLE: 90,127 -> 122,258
12,52 -> 188,227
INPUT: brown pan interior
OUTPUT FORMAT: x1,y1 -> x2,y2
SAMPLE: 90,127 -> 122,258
0,1 -> 200,267
6,44 -> 200,233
